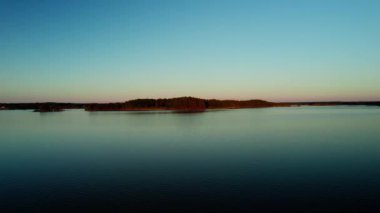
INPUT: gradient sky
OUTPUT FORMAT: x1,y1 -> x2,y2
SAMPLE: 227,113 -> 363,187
1,0 -> 379,102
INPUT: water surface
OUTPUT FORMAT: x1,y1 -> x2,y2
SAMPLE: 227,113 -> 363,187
1,106 -> 380,212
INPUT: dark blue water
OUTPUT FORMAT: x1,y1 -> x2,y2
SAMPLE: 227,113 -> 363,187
1,107 -> 380,212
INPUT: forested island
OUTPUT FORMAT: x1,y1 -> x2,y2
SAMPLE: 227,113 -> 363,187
0,97 -> 379,112
84,97 -> 285,111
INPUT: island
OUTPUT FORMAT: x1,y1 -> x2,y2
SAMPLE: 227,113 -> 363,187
84,97 -> 286,112
0,97 -> 379,112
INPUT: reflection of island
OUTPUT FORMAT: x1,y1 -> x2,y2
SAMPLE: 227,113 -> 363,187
0,97 -> 379,112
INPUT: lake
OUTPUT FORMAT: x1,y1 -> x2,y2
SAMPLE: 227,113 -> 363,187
1,106 -> 380,212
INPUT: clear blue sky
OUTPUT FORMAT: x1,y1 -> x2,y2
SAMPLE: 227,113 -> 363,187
1,0 -> 379,102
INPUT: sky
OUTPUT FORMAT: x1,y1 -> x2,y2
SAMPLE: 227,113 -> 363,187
0,0 -> 379,103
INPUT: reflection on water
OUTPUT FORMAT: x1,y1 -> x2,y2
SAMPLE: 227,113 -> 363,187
1,106 -> 380,212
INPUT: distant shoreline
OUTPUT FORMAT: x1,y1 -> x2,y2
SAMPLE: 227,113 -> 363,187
1,97 -> 379,112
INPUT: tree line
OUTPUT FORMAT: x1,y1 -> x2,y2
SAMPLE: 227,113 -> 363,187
84,97 -> 276,111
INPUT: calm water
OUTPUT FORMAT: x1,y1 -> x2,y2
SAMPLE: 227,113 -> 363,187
1,106 -> 380,212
